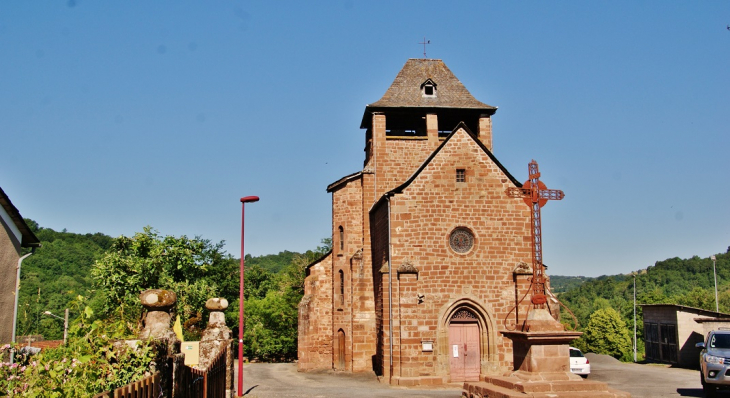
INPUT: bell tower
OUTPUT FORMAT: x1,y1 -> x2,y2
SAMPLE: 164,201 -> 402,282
360,59 -> 498,199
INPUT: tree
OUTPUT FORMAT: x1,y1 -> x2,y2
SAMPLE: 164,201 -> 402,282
232,238 -> 332,360
17,220 -> 114,340
582,307 -> 632,360
90,227 -> 226,338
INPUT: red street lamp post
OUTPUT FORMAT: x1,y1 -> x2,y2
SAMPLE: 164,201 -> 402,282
238,196 -> 259,397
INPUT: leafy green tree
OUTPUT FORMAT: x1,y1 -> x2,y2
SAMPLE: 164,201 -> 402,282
229,238 -> 332,360
17,220 -> 113,340
582,307 -> 632,360
242,290 -> 299,360
677,286 -> 715,310
90,227 -> 225,338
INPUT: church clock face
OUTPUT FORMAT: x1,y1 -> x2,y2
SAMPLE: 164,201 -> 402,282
449,227 -> 474,254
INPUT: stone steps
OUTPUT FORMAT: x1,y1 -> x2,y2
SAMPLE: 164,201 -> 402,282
462,380 -> 631,398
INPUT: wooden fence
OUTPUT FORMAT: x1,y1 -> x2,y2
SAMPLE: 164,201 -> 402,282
92,372 -> 160,398
174,347 -> 228,398
94,346 -> 229,398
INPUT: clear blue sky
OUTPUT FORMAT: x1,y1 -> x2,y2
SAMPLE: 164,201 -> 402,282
1,2 -> 728,277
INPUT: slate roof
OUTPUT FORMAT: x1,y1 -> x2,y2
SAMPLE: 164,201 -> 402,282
368,59 -> 496,110
0,186 -> 41,248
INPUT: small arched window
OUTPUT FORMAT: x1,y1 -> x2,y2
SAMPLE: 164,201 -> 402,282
338,225 -> 344,252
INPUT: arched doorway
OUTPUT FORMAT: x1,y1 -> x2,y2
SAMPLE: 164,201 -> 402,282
448,309 -> 480,382
336,329 -> 346,370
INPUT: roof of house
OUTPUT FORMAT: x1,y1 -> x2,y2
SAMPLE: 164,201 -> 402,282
367,59 -> 496,110
326,171 -> 363,193
640,303 -> 730,318
0,186 -> 41,248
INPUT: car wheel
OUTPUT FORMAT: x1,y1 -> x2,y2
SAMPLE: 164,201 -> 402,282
702,373 -> 717,397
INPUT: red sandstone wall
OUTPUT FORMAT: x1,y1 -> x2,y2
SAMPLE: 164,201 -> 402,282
331,179 -> 362,371
298,253 -> 333,371
376,138 -> 433,198
378,128 -> 533,383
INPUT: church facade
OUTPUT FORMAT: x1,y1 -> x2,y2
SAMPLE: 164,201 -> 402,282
298,59 -> 545,386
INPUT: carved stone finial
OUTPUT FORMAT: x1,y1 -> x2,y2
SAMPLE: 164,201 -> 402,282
397,258 -> 419,274
205,297 -> 229,311
513,262 -> 532,275
139,289 -> 177,311
139,289 -> 178,341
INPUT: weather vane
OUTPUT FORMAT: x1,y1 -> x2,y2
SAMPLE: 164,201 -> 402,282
419,37 -> 430,58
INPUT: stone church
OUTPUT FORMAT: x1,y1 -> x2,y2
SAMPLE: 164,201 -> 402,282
298,58 -> 549,386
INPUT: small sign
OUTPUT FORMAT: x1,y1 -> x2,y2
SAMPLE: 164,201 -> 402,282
422,341 -> 433,352
452,344 -> 459,358
182,341 -> 200,366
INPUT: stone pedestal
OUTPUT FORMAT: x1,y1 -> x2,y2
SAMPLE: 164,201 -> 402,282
199,297 -> 234,397
462,309 -> 630,398
139,289 -> 179,343
199,298 -> 231,367
137,289 -> 181,396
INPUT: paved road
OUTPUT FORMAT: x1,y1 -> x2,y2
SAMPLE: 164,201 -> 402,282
235,356 -> 710,398
586,353 -> 705,398
238,363 -> 461,398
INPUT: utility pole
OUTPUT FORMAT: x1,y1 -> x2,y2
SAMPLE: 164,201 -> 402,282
633,272 -> 637,363
712,255 -> 718,313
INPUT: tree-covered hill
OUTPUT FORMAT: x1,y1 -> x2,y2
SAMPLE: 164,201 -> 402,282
557,247 -> 730,360
18,220 -> 115,340
244,251 -> 299,274
549,275 -> 593,293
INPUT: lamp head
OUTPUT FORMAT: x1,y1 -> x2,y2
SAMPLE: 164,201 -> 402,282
712,255 -> 717,261
240,196 -> 260,203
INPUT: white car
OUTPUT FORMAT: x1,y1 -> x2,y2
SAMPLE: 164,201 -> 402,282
569,347 -> 590,377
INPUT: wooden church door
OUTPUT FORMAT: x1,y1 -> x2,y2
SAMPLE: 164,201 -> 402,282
336,330 -> 346,370
448,315 -> 480,381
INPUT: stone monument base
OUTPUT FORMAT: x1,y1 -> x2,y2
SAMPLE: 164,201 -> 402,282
463,310 -> 630,397
463,375 -> 629,398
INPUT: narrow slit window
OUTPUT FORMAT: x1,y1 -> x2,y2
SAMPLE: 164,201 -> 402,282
339,270 -> 345,304
456,169 -> 466,182
338,226 -> 344,251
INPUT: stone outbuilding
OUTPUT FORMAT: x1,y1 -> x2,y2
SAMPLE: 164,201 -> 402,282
298,59 -> 554,386
1,186 -> 41,346
641,303 -> 730,367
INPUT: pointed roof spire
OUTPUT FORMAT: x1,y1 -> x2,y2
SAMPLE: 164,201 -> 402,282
368,59 -> 495,109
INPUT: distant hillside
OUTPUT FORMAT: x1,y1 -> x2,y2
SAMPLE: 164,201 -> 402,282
18,220 -> 115,340
549,275 -> 593,294
556,248 -> 729,358
244,251 -> 299,274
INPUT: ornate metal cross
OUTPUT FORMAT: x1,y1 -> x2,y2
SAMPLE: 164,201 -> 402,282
507,160 -> 564,308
